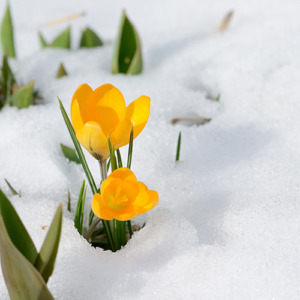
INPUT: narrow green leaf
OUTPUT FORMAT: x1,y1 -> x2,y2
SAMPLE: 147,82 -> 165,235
0,215 -> 54,300
74,180 -> 86,235
0,190 -> 37,264
60,143 -> 80,164
112,10 -> 143,75
175,131 -> 182,162
4,178 -> 20,197
107,158 -> 111,172
127,127 -> 134,169
56,62 -> 68,78
116,149 -> 123,168
38,32 -> 47,48
79,27 -> 103,48
11,81 -> 34,109
50,26 -> 71,49
108,138 -> 117,172
2,55 -> 16,85
58,98 -> 97,194
67,189 -> 71,212
34,204 -> 62,283
1,3 -> 16,57
216,93 -> 221,102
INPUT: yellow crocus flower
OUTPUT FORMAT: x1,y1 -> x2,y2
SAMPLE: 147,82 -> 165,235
71,83 -> 150,160
92,168 -> 159,221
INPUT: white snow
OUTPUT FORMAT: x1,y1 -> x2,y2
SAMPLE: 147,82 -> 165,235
1,0 -> 300,299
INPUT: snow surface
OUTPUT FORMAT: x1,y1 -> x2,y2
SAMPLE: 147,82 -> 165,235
1,0 -> 300,299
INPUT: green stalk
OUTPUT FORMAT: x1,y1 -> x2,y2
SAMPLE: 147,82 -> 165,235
127,220 -> 133,238
119,221 -> 126,246
112,219 -> 120,250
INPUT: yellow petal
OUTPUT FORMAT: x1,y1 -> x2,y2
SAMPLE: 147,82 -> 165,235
107,167 -> 137,182
87,84 -> 127,121
126,96 -> 150,139
143,190 -> 159,211
114,210 -> 136,221
110,119 -> 132,149
76,121 -> 109,160
134,183 -> 159,215
91,193 -> 103,219
100,206 -> 136,221
71,84 -> 93,131
95,106 -> 119,135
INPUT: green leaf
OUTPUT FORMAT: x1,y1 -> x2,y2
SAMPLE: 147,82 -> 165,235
67,189 -> 71,212
2,55 -> 16,86
56,63 -> 68,78
74,180 -> 87,235
0,190 -> 37,264
1,2 -> 16,57
79,27 -> 103,48
34,204 -> 62,283
11,81 -> 34,109
50,26 -> 71,49
175,131 -> 182,162
38,32 -> 47,48
216,93 -> 221,102
60,143 -> 80,164
116,149 -> 123,168
108,138 -> 117,172
127,127 -> 134,169
4,178 -> 20,197
0,214 -> 54,300
58,98 -> 97,194
112,10 -> 143,75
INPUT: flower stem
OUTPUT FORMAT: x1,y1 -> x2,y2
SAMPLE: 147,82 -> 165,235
99,159 -> 107,183
127,220 -> 133,238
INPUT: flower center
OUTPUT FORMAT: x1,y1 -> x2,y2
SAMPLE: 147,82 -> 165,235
107,186 -> 129,210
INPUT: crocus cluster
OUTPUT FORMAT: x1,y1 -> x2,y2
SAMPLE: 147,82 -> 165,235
71,83 -> 158,222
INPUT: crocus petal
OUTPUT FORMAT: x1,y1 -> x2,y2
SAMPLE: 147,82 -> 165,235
91,193 -> 103,219
71,84 -> 93,131
126,95 -> 150,139
114,210 -> 136,221
134,183 -> 159,215
110,119 -> 132,149
107,167 -> 137,182
76,121 -> 109,160
100,206 -> 136,221
143,190 -> 159,211
87,84 -> 127,121
90,105 -> 119,136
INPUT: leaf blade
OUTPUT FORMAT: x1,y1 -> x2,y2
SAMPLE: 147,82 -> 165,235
0,190 -> 37,264
0,3 -> 16,57
50,26 -> 71,49
112,10 -> 143,75
74,180 -> 86,235
60,143 -> 80,164
11,81 -> 35,109
34,204 -> 63,283
0,215 -> 54,300
79,27 -> 103,48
